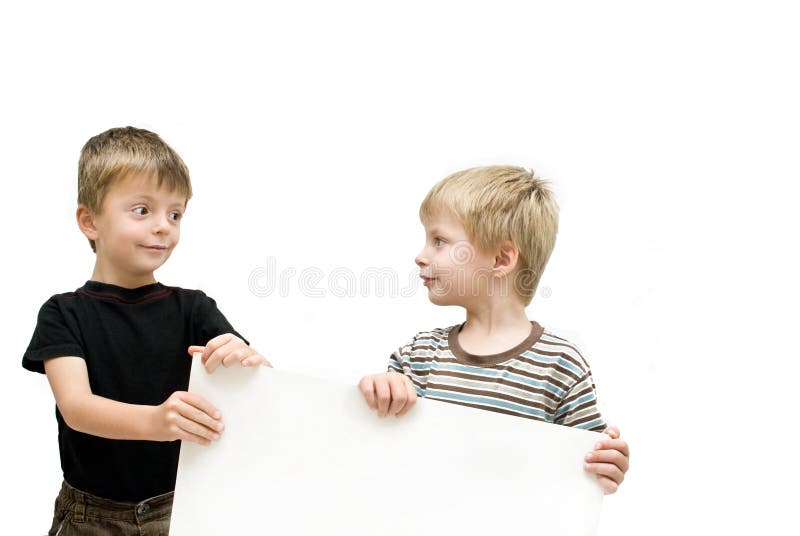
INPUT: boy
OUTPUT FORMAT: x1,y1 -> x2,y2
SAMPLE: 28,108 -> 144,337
359,165 -> 629,494
22,127 -> 268,535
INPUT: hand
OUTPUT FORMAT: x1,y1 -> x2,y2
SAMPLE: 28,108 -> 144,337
584,425 -> 630,494
152,391 -> 224,446
359,371 -> 417,417
188,333 -> 271,373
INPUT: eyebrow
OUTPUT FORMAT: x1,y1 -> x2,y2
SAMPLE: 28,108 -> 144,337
128,195 -> 187,208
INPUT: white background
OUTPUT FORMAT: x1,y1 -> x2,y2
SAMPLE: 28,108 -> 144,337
2,1 -> 798,534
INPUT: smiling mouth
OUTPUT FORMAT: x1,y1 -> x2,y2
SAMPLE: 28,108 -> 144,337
142,245 -> 168,250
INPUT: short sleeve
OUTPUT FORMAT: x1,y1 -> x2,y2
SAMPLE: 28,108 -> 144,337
554,371 -> 606,432
387,340 -> 413,374
191,292 -> 249,347
387,337 -> 426,396
22,297 -> 85,374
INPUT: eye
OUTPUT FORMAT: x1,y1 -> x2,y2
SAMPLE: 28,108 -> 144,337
433,236 -> 445,246
169,211 -> 183,222
133,206 -> 149,216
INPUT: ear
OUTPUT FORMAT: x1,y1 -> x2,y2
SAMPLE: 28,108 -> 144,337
493,241 -> 519,277
76,204 -> 98,241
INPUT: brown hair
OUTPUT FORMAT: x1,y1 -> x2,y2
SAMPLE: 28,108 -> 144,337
78,127 -> 192,251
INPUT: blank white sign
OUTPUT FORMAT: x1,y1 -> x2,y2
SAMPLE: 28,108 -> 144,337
171,359 -> 604,535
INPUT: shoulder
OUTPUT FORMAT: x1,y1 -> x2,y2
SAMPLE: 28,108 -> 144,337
406,325 -> 456,349
532,326 -> 593,377
159,284 -> 206,297
393,325 -> 457,358
35,289 -> 81,315
43,289 -> 81,304
158,285 -> 215,305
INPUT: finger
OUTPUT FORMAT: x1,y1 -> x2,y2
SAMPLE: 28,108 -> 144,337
202,334 -> 235,366
602,425 -> 621,439
593,438 -> 630,459
173,413 -> 221,443
585,449 -> 630,473
359,377 -> 378,410
374,377 -> 391,417
243,353 -> 270,367
221,346 -> 249,368
175,429 -> 212,446
247,355 -> 270,367
178,399 -> 225,435
584,461 -> 625,486
178,391 -> 222,420
204,339 -> 238,373
595,475 -> 619,495
395,379 -> 418,417
387,375 -> 408,416
187,345 -> 205,357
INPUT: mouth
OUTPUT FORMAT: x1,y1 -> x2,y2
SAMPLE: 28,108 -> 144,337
420,275 -> 436,287
142,245 -> 169,251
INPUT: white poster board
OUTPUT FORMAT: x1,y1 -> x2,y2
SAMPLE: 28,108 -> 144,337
171,359 -> 604,535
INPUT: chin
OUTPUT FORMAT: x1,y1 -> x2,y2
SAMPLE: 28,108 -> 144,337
427,289 -> 456,307
135,262 -> 166,275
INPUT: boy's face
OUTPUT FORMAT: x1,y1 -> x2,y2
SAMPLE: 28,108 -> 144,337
415,212 -> 498,307
82,173 -> 187,287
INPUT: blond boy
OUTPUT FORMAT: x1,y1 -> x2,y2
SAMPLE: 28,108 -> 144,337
360,165 -> 629,493
22,127 -> 267,535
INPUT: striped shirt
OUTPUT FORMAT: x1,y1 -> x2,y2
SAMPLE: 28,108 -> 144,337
388,321 -> 606,431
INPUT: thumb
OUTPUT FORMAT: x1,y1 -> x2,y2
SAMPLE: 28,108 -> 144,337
188,345 -> 205,357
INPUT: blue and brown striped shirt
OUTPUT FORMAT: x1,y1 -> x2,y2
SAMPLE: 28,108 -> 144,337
388,321 -> 606,431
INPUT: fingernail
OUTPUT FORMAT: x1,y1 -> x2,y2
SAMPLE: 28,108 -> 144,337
595,442 -> 603,450
585,453 -> 592,461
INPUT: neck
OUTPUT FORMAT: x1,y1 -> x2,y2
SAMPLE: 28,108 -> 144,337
456,296 -> 532,356
462,296 -> 530,336
91,263 -> 156,289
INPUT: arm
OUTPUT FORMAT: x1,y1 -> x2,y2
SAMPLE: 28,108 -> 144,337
553,364 -> 629,493
188,333 -> 271,373
584,425 -> 630,494
44,356 -> 224,445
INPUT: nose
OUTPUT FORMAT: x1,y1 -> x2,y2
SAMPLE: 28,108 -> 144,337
415,249 -> 429,268
152,213 -> 170,233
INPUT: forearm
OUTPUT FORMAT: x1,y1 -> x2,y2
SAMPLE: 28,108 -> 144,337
45,356 -> 222,445
58,393 -> 158,441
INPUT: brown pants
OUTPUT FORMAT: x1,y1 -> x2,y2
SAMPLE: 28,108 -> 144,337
48,480 -> 173,536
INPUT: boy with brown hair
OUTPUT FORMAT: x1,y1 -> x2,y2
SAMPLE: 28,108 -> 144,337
360,165 -> 629,494
22,127 -> 268,535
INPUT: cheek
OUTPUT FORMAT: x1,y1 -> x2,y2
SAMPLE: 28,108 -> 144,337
429,255 -> 447,272
432,248 -> 453,266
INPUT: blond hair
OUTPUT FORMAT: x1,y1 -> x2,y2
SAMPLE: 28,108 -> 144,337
419,165 -> 559,305
78,127 -> 192,251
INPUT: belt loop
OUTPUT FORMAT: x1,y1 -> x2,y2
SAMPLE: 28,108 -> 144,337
72,488 -> 86,523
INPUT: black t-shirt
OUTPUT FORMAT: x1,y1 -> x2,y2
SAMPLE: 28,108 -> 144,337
22,281 -> 247,502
